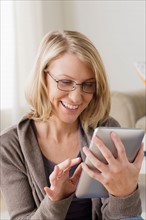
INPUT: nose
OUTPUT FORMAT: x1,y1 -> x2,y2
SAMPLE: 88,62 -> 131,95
68,86 -> 83,103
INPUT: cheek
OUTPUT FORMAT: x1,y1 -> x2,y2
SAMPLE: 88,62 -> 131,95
48,90 -> 59,103
83,95 -> 93,109
47,86 -> 65,103
86,95 -> 93,103
47,81 -> 57,99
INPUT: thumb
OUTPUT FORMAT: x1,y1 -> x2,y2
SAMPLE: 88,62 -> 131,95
44,186 -> 53,199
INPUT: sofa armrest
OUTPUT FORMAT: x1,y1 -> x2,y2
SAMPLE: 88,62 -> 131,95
110,90 -> 146,128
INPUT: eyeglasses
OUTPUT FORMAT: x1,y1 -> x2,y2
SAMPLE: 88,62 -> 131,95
45,71 -> 96,94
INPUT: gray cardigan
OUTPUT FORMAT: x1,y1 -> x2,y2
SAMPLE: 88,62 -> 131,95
0,116 -> 142,220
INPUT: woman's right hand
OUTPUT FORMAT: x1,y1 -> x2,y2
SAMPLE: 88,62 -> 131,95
44,157 -> 82,201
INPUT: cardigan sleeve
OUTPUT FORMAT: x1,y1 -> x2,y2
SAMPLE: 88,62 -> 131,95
0,127 -> 73,220
101,190 -> 142,220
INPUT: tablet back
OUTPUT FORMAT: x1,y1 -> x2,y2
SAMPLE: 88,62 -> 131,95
76,127 -> 145,198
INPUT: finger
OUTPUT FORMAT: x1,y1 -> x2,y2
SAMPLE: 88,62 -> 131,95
133,143 -> 144,170
81,162 -> 102,182
57,157 -> 81,172
70,164 -> 82,185
67,157 -> 81,167
49,165 -> 61,183
110,132 -> 128,161
50,158 -> 81,183
63,157 -> 81,174
83,146 -> 107,172
94,136 -> 115,164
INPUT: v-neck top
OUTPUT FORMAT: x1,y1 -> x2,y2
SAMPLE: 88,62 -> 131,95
43,154 -> 92,220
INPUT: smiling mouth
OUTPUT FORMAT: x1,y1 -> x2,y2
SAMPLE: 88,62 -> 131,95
61,101 -> 79,110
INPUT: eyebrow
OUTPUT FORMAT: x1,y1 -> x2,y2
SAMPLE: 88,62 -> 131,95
57,74 -> 96,81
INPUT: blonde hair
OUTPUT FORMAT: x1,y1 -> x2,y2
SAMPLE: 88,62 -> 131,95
25,30 -> 111,131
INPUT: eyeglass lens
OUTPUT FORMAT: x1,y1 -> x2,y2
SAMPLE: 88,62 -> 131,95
57,80 -> 96,93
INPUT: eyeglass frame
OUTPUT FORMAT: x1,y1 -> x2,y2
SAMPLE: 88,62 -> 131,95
45,70 -> 97,94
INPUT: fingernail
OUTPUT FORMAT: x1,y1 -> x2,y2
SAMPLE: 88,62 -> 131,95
111,131 -> 116,137
83,146 -> 88,151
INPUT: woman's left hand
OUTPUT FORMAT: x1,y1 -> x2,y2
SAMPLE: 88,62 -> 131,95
82,132 -> 144,197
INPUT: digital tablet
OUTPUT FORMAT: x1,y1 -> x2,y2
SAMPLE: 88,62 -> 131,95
76,127 -> 145,198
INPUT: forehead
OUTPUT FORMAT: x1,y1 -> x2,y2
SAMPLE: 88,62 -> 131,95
48,53 -> 95,80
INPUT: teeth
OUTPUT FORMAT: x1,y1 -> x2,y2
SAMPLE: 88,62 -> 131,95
62,102 -> 79,110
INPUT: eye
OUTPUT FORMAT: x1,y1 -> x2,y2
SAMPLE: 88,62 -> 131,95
83,82 -> 96,87
59,79 -> 74,86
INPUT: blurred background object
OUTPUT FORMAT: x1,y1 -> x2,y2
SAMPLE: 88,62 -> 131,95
134,62 -> 146,84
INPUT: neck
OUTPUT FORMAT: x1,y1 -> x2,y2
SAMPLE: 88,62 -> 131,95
35,118 -> 79,143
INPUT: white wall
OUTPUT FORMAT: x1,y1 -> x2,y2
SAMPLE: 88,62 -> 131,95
13,1 -> 64,108
61,1 -> 145,92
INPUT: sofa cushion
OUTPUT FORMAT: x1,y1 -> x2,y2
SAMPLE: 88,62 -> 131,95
135,116 -> 146,132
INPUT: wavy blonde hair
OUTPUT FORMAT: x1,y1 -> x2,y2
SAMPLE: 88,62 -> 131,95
25,30 -> 111,131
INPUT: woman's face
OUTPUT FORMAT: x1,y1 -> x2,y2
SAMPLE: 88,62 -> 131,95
46,52 -> 95,125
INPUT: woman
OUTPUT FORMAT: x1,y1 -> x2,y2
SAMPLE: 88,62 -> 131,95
0,30 -> 144,220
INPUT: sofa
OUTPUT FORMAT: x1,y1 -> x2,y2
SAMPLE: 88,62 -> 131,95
110,89 -> 146,132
